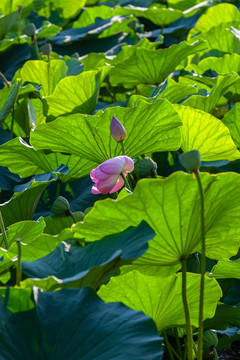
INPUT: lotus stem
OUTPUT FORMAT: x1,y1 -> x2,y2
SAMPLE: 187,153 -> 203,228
120,173 -> 132,192
16,238 -> 22,286
174,327 -> 182,358
120,140 -> 126,155
163,331 -> 174,360
69,210 -> 77,224
195,171 -> 206,360
182,259 -> 193,360
0,211 -> 9,249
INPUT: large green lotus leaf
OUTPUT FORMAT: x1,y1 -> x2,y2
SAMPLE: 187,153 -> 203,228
221,104 -> 240,148
98,15 -> 138,39
199,22 -> 240,54
129,78 -> 198,107
0,177 -> 55,227
0,287 -> 163,360
186,54 -> 240,75
167,0 -> 202,11
0,0 -> 33,14
0,288 -> 34,313
73,5 -> 113,27
204,303 -> 240,330
74,172 -> 240,266
37,0 -> 86,19
30,99 -> 182,164
99,271 -> 221,332
20,60 -> 68,97
114,5 -> 183,26
210,260 -> 240,279
109,40 -> 207,87
36,21 -> 61,39
182,73 -> 240,113
0,137 -> 97,182
0,219 -> 45,248
188,3 -> 240,39
45,67 -> 111,118
175,105 -> 240,161
20,221 -> 155,291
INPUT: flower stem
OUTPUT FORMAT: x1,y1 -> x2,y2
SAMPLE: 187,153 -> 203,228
69,210 -> 77,224
195,171 -> 206,360
120,141 -> 125,155
182,259 -> 193,360
120,173 -> 132,192
163,331 -> 174,360
0,211 -> 9,249
0,72 -> 11,88
174,327 -> 182,358
16,238 -> 22,286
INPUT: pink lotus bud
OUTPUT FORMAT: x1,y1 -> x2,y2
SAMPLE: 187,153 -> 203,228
110,116 -> 126,143
90,156 -> 134,194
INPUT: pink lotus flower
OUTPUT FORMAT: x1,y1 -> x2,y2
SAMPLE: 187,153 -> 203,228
90,156 -> 134,194
110,116 -> 126,143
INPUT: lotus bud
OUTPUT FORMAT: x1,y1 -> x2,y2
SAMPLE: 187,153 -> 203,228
17,5 -> 23,14
51,196 -> 69,215
74,211 -> 85,221
84,207 -> 92,216
110,116 -> 126,143
138,157 -> 157,178
40,43 -> 52,56
179,150 -> 201,172
23,23 -> 36,37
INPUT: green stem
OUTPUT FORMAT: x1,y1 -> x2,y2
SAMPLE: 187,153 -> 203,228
0,211 -> 9,249
193,340 -> 198,357
0,72 -> 11,87
11,107 -> 15,136
163,331 -> 174,360
120,173 -> 132,192
195,171 -> 205,360
182,259 -> 193,360
18,11 -> 22,41
33,36 -> 41,60
69,210 -> 77,224
174,327 -> 182,358
56,182 -> 61,199
120,140 -> 125,155
16,238 -> 22,286
213,348 -> 218,360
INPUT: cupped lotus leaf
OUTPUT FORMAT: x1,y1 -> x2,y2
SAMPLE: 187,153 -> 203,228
0,219 -> 45,248
98,271 -> 222,332
0,177 -> 55,227
73,5 -> 113,27
186,54 -> 240,75
0,137 -> 97,182
0,287 -> 163,360
175,105 -> 240,161
199,22 -> 240,54
43,212 -> 84,235
38,0 -> 86,19
45,67 -> 111,118
109,40 -> 207,87
20,60 -> 68,97
188,3 -> 240,39
182,73 -> 240,113
128,78 -> 198,107
114,5 -> 183,26
98,15 -> 138,38
221,103 -> 240,148
20,221 -> 155,291
210,260 -> 240,279
74,172 -> 240,266
30,99 -> 182,164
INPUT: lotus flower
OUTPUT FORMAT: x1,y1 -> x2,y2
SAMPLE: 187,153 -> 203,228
110,116 -> 126,143
90,156 -> 134,194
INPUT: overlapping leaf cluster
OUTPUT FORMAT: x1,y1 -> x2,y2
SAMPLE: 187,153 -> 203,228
0,0 -> 240,358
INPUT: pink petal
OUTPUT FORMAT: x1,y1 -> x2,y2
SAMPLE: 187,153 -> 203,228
90,169 -> 98,183
123,156 -> 134,173
109,176 -> 125,193
98,157 -> 125,175
96,174 -> 119,194
94,167 -> 109,180
91,185 -> 101,194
